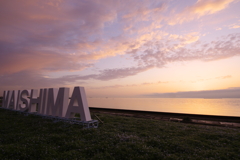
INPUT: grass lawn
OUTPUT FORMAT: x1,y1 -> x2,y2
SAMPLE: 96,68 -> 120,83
0,108 -> 240,159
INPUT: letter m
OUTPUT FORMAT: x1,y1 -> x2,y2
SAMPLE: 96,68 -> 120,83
46,88 -> 69,117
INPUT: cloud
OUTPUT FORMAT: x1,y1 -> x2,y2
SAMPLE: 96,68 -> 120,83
0,0 -> 168,74
62,65 -> 154,81
143,88 -> 240,98
0,70 -> 90,95
180,32 -> 200,44
132,33 -> 240,68
232,25 -> 240,28
0,64 -> 155,96
0,0 -> 168,92
91,81 -> 169,89
0,0 -> 118,74
0,71 -> 61,93
121,1 -> 166,23
0,46 -> 93,74
167,32 -> 200,44
229,23 -> 240,29
189,75 -> 232,83
2,0 -> 233,73
216,75 -> 232,79
192,0 -> 234,15
168,0 -> 235,25
70,32 -> 239,82
0,0 -> 239,92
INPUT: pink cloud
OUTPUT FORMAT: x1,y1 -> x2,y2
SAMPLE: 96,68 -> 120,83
91,81 -> 169,89
0,47 -> 93,74
0,0 -> 239,93
0,0 -> 167,74
132,33 -> 240,67
168,0 -> 235,25
72,65 -> 154,81
0,69 -> 91,95
192,0 -> 234,15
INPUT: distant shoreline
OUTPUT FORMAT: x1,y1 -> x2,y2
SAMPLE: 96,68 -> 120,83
90,107 -> 240,128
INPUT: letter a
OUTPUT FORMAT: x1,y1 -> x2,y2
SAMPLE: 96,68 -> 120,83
2,91 -> 12,108
65,87 -> 91,121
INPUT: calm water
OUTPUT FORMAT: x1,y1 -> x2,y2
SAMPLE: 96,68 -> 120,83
87,98 -> 240,117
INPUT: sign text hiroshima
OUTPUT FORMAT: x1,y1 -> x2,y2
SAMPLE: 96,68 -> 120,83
2,86 -> 91,121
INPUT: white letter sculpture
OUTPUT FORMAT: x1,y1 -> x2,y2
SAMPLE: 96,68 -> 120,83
65,87 -> 91,121
46,88 -> 69,117
2,86 -> 92,122
3,90 -> 12,109
19,90 -> 31,111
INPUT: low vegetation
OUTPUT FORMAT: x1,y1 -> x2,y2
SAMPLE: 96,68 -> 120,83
0,108 -> 240,159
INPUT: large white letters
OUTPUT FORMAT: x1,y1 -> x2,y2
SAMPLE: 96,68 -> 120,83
2,86 -> 92,121
2,90 -> 12,109
38,88 -> 48,115
29,89 -> 39,113
9,90 -> 20,110
65,87 -> 91,121
46,88 -> 69,117
19,90 -> 31,111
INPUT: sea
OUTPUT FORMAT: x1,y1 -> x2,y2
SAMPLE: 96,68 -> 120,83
87,98 -> 240,117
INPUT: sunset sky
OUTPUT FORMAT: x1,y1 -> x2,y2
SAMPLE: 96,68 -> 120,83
0,0 -> 240,98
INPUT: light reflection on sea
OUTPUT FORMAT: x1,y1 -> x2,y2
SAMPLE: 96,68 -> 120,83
87,98 -> 240,117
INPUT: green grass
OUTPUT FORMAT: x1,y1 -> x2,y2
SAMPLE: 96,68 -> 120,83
0,108 -> 240,159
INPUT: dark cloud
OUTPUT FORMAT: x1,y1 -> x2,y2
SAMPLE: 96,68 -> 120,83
95,65 -> 154,80
0,0 -> 166,73
0,70 -> 88,95
0,45 -> 93,74
0,64 -> 153,95
60,65 -> 154,81
0,0 -> 120,72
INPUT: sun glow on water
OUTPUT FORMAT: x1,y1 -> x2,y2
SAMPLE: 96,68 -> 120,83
88,98 -> 240,116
